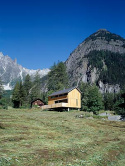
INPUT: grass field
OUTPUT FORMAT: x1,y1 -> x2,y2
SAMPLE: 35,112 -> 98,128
0,109 -> 125,166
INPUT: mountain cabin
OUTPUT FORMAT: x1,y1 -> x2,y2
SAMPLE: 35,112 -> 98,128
42,87 -> 81,111
31,98 -> 44,108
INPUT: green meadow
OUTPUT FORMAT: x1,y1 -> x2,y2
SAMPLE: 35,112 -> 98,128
0,109 -> 125,166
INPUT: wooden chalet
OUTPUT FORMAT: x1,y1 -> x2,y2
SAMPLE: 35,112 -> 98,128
31,98 -> 44,108
42,87 -> 81,111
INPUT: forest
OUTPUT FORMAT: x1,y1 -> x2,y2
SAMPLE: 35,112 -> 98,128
86,50 -> 125,87
0,61 -> 125,116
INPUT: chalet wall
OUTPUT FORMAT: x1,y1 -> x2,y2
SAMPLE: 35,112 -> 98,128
48,88 -> 81,109
31,99 -> 44,108
68,89 -> 81,108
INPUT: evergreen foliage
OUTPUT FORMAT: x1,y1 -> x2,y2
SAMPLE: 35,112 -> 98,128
11,73 -> 47,108
79,82 -> 125,115
23,74 -> 32,106
0,79 -> 4,99
86,50 -> 125,87
79,83 -> 104,114
19,81 -> 26,107
29,73 -> 42,101
12,82 -> 21,108
79,82 -> 90,111
11,62 -> 69,108
23,74 -> 32,97
48,62 -> 69,91
103,93 -> 114,111
114,92 -> 125,116
0,81 -> 10,109
0,98 -> 8,109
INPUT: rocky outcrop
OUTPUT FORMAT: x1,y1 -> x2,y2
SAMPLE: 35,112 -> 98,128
65,29 -> 125,93
98,81 -> 120,94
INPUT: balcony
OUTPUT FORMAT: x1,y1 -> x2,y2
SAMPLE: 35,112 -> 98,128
42,103 -> 68,110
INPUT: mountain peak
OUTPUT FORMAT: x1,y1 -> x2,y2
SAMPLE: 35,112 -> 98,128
97,29 -> 108,32
0,53 -> 50,90
85,29 -> 125,42
66,29 -> 125,93
96,29 -> 110,35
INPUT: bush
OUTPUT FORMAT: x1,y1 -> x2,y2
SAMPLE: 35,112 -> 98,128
0,98 -> 8,109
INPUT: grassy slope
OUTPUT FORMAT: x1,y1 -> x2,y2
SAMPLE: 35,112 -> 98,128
0,109 -> 125,166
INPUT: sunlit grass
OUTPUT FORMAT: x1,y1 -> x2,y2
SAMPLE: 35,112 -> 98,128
0,109 -> 125,165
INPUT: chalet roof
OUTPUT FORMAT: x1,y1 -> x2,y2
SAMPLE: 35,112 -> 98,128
31,98 -> 44,104
49,87 -> 81,97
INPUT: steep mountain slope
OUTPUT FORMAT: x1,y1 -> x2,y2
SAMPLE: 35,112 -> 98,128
65,29 -> 125,93
0,52 -> 50,90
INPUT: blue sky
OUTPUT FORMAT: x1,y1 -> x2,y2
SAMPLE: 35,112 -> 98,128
0,0 -> 125,69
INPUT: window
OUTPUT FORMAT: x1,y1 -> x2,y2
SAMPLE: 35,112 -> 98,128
59,93 -> 68,97
55,99 -> 68,104
51,93 -> 68,99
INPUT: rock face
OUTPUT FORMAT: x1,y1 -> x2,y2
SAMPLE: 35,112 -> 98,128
65,29 -> 125,93
0,52 -> 50,90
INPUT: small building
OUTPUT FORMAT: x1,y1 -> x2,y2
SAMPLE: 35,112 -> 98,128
42,87 -> 81,111
31,98 -> 44,108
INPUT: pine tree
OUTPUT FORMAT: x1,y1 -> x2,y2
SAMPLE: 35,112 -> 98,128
23,74 -> 32,96
0,79 -> 3,99
79,82 -> 90,111
86,85 -> 104,114
103,93 -> 114,110
79,83 -> 103,114
29,73 -> 41,101
114,92 -> 125,116
48,62 -> 69,91
19,81 -> 26,107
12,82 -> 20,108
23,74 -> 32,105
12,81 -> 26,108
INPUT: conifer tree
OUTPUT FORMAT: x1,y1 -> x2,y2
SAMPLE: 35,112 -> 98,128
48,62 -> 69,91
79,82 -> 90,111
23,74 -> 32,96
29,73 -> 41,101
19,81 -> 26,106
86,85 -> 104,114
114,92 -> 125,116
79,83 -> 103,114
12,82 -> 20,108
23,74 -> 32,105
12,81 -> 26,108
103,93 -> 114,110
0,79 -> 3,99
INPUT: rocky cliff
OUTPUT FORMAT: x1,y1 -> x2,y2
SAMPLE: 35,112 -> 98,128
65,29 -> 125,93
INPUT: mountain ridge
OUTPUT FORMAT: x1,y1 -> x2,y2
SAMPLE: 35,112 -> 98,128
65,29 -> 125,93
0,52 -> 50,90
1,29 -> 125,93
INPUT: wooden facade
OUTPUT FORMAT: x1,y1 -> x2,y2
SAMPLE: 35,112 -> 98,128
42,87 -> 81,110
31,99 -> 44,108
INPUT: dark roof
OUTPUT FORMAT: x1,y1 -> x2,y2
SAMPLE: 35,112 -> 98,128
49,87 -> 81,97
31,98 -> 44,104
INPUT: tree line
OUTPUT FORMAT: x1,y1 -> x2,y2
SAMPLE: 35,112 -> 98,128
79,82 -> 125,115
0,61 -> 125,115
